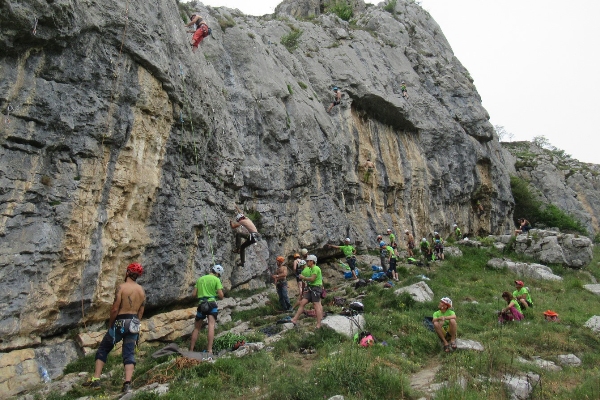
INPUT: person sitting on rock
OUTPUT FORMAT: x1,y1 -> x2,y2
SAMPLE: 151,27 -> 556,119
514,218 -> 531,235
513,280 -> 533,310
433,297 -> 457,352
498,291 -> 524,323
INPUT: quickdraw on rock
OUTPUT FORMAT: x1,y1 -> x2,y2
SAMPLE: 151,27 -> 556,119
32,17 -> 38,35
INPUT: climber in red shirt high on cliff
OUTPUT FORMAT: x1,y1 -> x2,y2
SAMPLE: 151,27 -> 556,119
186,14 -> 210,50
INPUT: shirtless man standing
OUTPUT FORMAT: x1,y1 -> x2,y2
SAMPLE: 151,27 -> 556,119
83,263 -> 146,393
405,230 -> 415,257
230,207 -> 259,267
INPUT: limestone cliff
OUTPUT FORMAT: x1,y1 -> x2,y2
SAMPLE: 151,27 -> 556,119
0,0 -> 514,343
502,141 -> 600,236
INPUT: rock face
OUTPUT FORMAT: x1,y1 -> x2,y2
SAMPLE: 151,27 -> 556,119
0,0 -> 515,341
513,229 -> 593,267
502,141 -> 600,236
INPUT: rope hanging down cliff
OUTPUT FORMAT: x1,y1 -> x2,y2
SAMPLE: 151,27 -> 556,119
177,63 -> 217,267
78,0 -> 132,323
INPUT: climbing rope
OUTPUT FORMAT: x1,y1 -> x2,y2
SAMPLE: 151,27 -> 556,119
78,0 -> 131,323
177,63 -> 217,267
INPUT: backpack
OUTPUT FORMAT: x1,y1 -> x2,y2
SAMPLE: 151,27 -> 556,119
354,331 -> 375,347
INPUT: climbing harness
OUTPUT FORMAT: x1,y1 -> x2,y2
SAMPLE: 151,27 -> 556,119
4,104 -> 14,124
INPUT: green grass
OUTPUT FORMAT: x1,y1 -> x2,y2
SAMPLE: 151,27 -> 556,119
326,1 -> 354,21
50,246 -> 600,399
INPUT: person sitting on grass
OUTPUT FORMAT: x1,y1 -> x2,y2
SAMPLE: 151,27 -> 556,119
513,280 -> 533,310
498,291 -> 524,323
433,297 -> 457,352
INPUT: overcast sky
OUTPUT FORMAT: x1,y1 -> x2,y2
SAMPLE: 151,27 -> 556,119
200,0 -> 598,164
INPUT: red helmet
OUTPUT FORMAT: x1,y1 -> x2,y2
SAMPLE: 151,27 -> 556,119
127,263 -> 144,275
276,256 -> 285,263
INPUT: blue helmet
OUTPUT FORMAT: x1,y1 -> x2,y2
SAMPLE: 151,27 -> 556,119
333,86 -> 339,91
379,241 -> 386,247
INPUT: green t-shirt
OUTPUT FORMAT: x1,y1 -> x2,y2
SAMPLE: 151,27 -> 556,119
195,274 -> 223,301
513,287 -> 532,305
433,309 -> 455,326
455,227 -> 461,238
301,265 -> 323,287
420,241 -> 430,250
339,245 -> 355,258
389,233 -> 395,243
508,300 -> 522,313
385,246 -> 397,260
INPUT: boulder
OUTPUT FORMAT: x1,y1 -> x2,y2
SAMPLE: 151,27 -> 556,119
517,356 -> 562,372
557,354 -> 582,367
394,281 -> 434,302
583,284 -> 600,296
455,339 -> 484,352
321,315 -> 365,337
487,258 -> 562,281
584,316 -> 600,333
514,229 -> 593,267
444,246 -> 463,258
502,373 -> 539,400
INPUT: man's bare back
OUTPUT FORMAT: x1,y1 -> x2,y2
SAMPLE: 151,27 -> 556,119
116,281 -> 146,318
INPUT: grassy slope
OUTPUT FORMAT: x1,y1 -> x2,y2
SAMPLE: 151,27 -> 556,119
43,245 -> 600,400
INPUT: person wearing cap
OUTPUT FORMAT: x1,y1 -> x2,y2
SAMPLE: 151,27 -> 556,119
272,256 -> 293,312
327,86 -> 342,113
433,232 -> 444,261
190,265 -> 224,354
327,238 -> 357,279
404,230 -> 415,257
230,209 -> 259,268
513,280 -> 533,310
433,297 -> 457,352
387,229 -> 396,247
400,81 -> 409,100
379,241 -> 389,272
291,255 -> 324,329
83,263 -> 146,392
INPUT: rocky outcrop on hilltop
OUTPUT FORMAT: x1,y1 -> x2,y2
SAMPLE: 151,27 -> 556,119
0,0 -> 514,343
502,141 -> 600,236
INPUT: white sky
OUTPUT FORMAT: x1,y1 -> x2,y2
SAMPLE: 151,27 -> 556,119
200,0 -> 599,164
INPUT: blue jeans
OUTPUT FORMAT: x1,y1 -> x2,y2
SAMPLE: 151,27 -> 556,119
276,281 -> 292,310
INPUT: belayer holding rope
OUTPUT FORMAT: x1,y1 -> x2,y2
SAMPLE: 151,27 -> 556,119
186,13 -> 211,50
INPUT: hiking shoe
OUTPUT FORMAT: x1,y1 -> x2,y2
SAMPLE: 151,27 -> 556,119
121,382 -> 132,393
82,378 -> 101,390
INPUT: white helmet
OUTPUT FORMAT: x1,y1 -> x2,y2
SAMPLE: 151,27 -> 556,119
344,238 -> 351,243
405,230 -> 409,234
434,232 -> 439,235
453,224 -> 457,227
300,248 -> 308,255
421,238 -> 427,242
387,228 -> 392,233
212,265 -> 224,275
441,297 -> 452,307
235,213 -> 245,222
306,254 -> 317,263
298,259 -> 307,266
